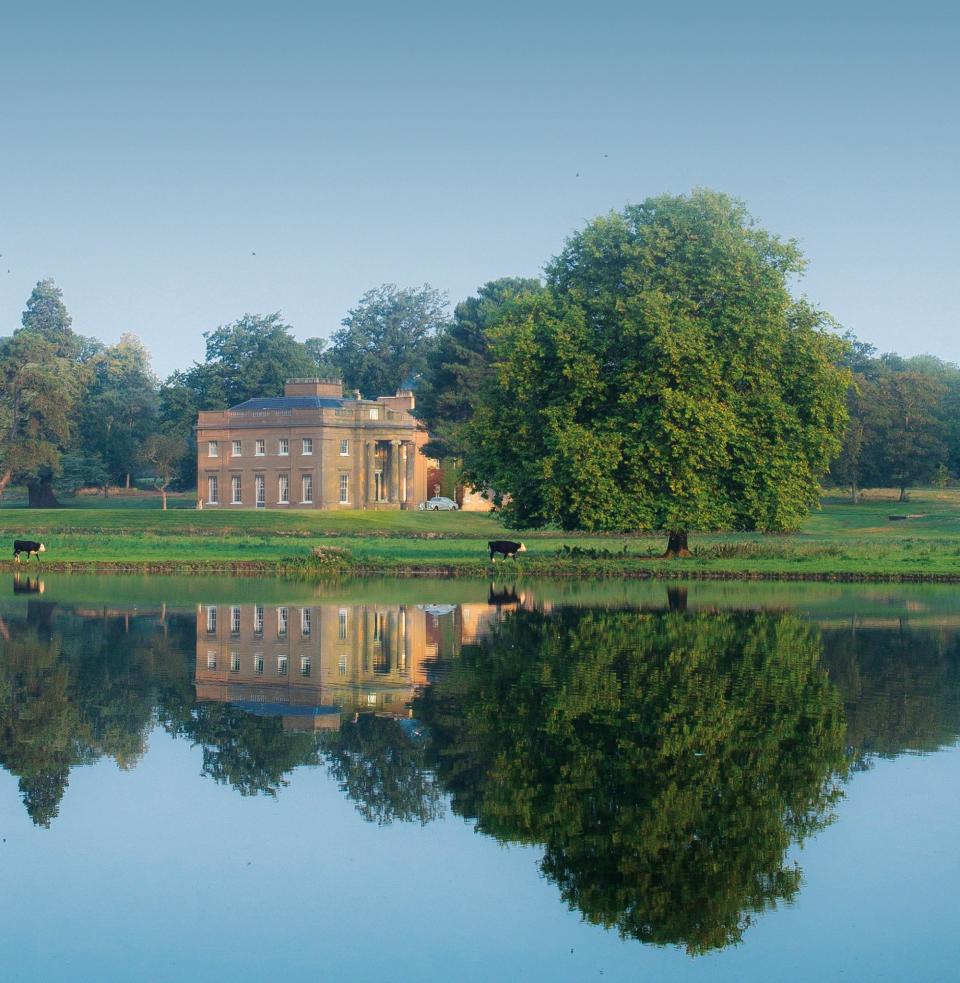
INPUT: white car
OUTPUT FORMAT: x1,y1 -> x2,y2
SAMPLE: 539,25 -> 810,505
419,496 -> 458,511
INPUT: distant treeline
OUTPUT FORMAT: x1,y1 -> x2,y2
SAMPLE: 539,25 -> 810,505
828,337 -> 960,502
0,271 -> 956,507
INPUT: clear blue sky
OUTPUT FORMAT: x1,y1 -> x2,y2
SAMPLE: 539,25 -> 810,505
1,0 -> 957,377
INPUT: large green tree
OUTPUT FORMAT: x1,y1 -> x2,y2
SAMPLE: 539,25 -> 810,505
191,312 -> 322,408
74,333 -> 159,489
416,277 -> 543,459
827,346 -> 958,501
860,364 -> 948,501
20,277 -> 80,355
328,283 -> 449,398
0,280 -> 88,506
461,191 -> 850,555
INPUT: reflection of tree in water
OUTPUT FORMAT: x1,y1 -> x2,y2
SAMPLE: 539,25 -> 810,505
0,600 -> 195,826
415,607 -> 849,954
320,714 -> 444,825
162,702 -> 321,796
821,624 -> 960,764
0,622 -> 79,827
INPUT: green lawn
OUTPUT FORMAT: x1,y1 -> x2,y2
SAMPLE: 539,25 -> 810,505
2,487 -> 960,579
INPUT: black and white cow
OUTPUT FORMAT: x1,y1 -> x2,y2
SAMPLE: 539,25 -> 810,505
13,540 -> 46,564
488,540 -> 526,561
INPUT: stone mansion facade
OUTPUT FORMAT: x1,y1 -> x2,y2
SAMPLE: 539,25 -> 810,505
195,378 -> 431,509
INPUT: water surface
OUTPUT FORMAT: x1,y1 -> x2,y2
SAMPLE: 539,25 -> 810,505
0,575 -> 958,981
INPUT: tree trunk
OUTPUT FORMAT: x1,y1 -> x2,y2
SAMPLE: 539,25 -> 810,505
666,586 -> 688,613
27,479 -> 60,508
663,530 -> 691,558
160,486 -> 168,511
126,473 -> 131,490
851,481 -> 860,505
899,485 -> 908,503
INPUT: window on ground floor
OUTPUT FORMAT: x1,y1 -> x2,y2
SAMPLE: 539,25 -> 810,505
339,472 -> 349,504
301,473 -> 313,504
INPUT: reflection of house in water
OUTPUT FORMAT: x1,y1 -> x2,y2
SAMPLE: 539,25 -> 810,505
195,591 -> 549,731
456,586 -> 548,645
195,603 -> 433,732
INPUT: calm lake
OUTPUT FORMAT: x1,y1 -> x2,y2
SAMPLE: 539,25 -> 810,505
1,575 -> 958,982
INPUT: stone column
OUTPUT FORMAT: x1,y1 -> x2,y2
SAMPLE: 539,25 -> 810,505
366,441 -> 375,508
403,441 -> 416,507
315,436 -> 324,508
389,440 -> 401,503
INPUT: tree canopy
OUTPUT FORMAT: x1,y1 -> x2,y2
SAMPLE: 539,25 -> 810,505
0,280 -> 89,505
328,283 -> 449,398
460,191 -> 850,554
156,313 -> 327,488
827,346 -> 955,502
8,199 -> 960,510
74,333 -> 158,489
416,277 -> 543,459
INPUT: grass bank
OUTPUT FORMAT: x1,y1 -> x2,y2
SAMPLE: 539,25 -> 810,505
2,487 -> 960,580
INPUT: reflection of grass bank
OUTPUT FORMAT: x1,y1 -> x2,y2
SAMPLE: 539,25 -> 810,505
3,488 -> 960,580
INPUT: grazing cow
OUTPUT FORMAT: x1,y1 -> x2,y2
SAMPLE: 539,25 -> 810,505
13,540 -> 45,564
488,540 -> 526,561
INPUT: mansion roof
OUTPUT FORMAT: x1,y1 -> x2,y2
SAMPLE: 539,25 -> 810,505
229,396 -> 349,412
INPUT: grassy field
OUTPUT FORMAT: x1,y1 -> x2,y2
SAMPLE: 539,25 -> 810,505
3,487 -> 960,579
